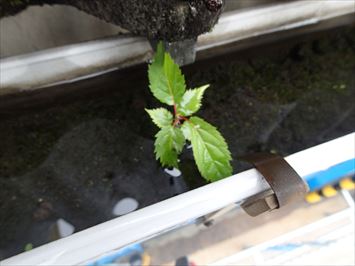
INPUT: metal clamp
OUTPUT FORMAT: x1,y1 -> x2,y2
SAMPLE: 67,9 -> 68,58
240,153 -> 309,216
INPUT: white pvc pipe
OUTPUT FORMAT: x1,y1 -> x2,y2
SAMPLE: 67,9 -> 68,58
0,37 -> 152,96
197,0 -> 355,51
285,134 -> 355,178
2,132 -> 354,266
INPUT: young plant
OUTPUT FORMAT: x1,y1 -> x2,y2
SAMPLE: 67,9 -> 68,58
146,43 -> 233,182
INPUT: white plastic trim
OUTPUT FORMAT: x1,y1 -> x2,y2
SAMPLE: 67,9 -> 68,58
2,132 -> 354,266
197,0 -> 355,51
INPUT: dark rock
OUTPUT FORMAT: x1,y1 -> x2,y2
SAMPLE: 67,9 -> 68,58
0,0 -> 224,41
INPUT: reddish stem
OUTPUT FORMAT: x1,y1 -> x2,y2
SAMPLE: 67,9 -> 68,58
172,118 -> 179,126
173,104 -> 177,116
172,104 -> 189,126
179,116 -> 189,122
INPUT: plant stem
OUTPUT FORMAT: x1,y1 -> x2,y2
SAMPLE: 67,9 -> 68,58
179,116 -> 189,122
173,104 -> 177,116
172,104 -> 190,127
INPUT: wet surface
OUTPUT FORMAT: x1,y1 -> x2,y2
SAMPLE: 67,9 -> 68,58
0,26 -> 354,259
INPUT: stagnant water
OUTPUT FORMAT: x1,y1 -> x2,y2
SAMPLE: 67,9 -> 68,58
0,26 -> 354,259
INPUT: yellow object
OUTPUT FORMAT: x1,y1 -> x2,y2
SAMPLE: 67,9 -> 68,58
339,178 -> 355,190
322,185 -> 337,198
305,192 -> 322,203
142,253 -> 151,266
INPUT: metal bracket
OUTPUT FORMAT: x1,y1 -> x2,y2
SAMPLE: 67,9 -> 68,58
198,204 -> 237,227
240,153 -> 309,216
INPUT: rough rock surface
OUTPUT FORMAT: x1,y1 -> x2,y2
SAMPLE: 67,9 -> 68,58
0,0 -> 223,41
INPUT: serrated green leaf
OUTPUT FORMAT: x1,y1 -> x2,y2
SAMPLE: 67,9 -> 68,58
187,117 -> 232,182
181,122 -> 192,141
148,42 -> 186,105
177,85 -> 209,116
145,108 -> 173,128
154,126 -> 185,168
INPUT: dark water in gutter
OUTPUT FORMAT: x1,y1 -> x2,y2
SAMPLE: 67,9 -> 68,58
0,26 -> 354,259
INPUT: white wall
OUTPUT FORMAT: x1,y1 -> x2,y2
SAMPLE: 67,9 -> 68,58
0,5 -> 125,58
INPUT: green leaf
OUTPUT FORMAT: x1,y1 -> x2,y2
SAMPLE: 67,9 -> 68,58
145,108 -> 173,128
154,126 -> 185,168
187,117 -> 232,182
148,42 -> 186,105
177,85 -> 209,116
181,122 -> 192,141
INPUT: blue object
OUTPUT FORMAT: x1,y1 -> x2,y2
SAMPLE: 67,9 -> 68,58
304,158 -> 355,191
87,243 -> 143,266
267,240 -> 334,252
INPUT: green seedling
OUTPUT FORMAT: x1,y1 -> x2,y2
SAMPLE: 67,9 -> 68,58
146,43 -> 233,182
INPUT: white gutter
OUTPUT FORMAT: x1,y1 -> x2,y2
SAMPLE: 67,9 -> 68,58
1,0 -> 354,96
197,0 -> 355,51
2,132 -> 354,266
